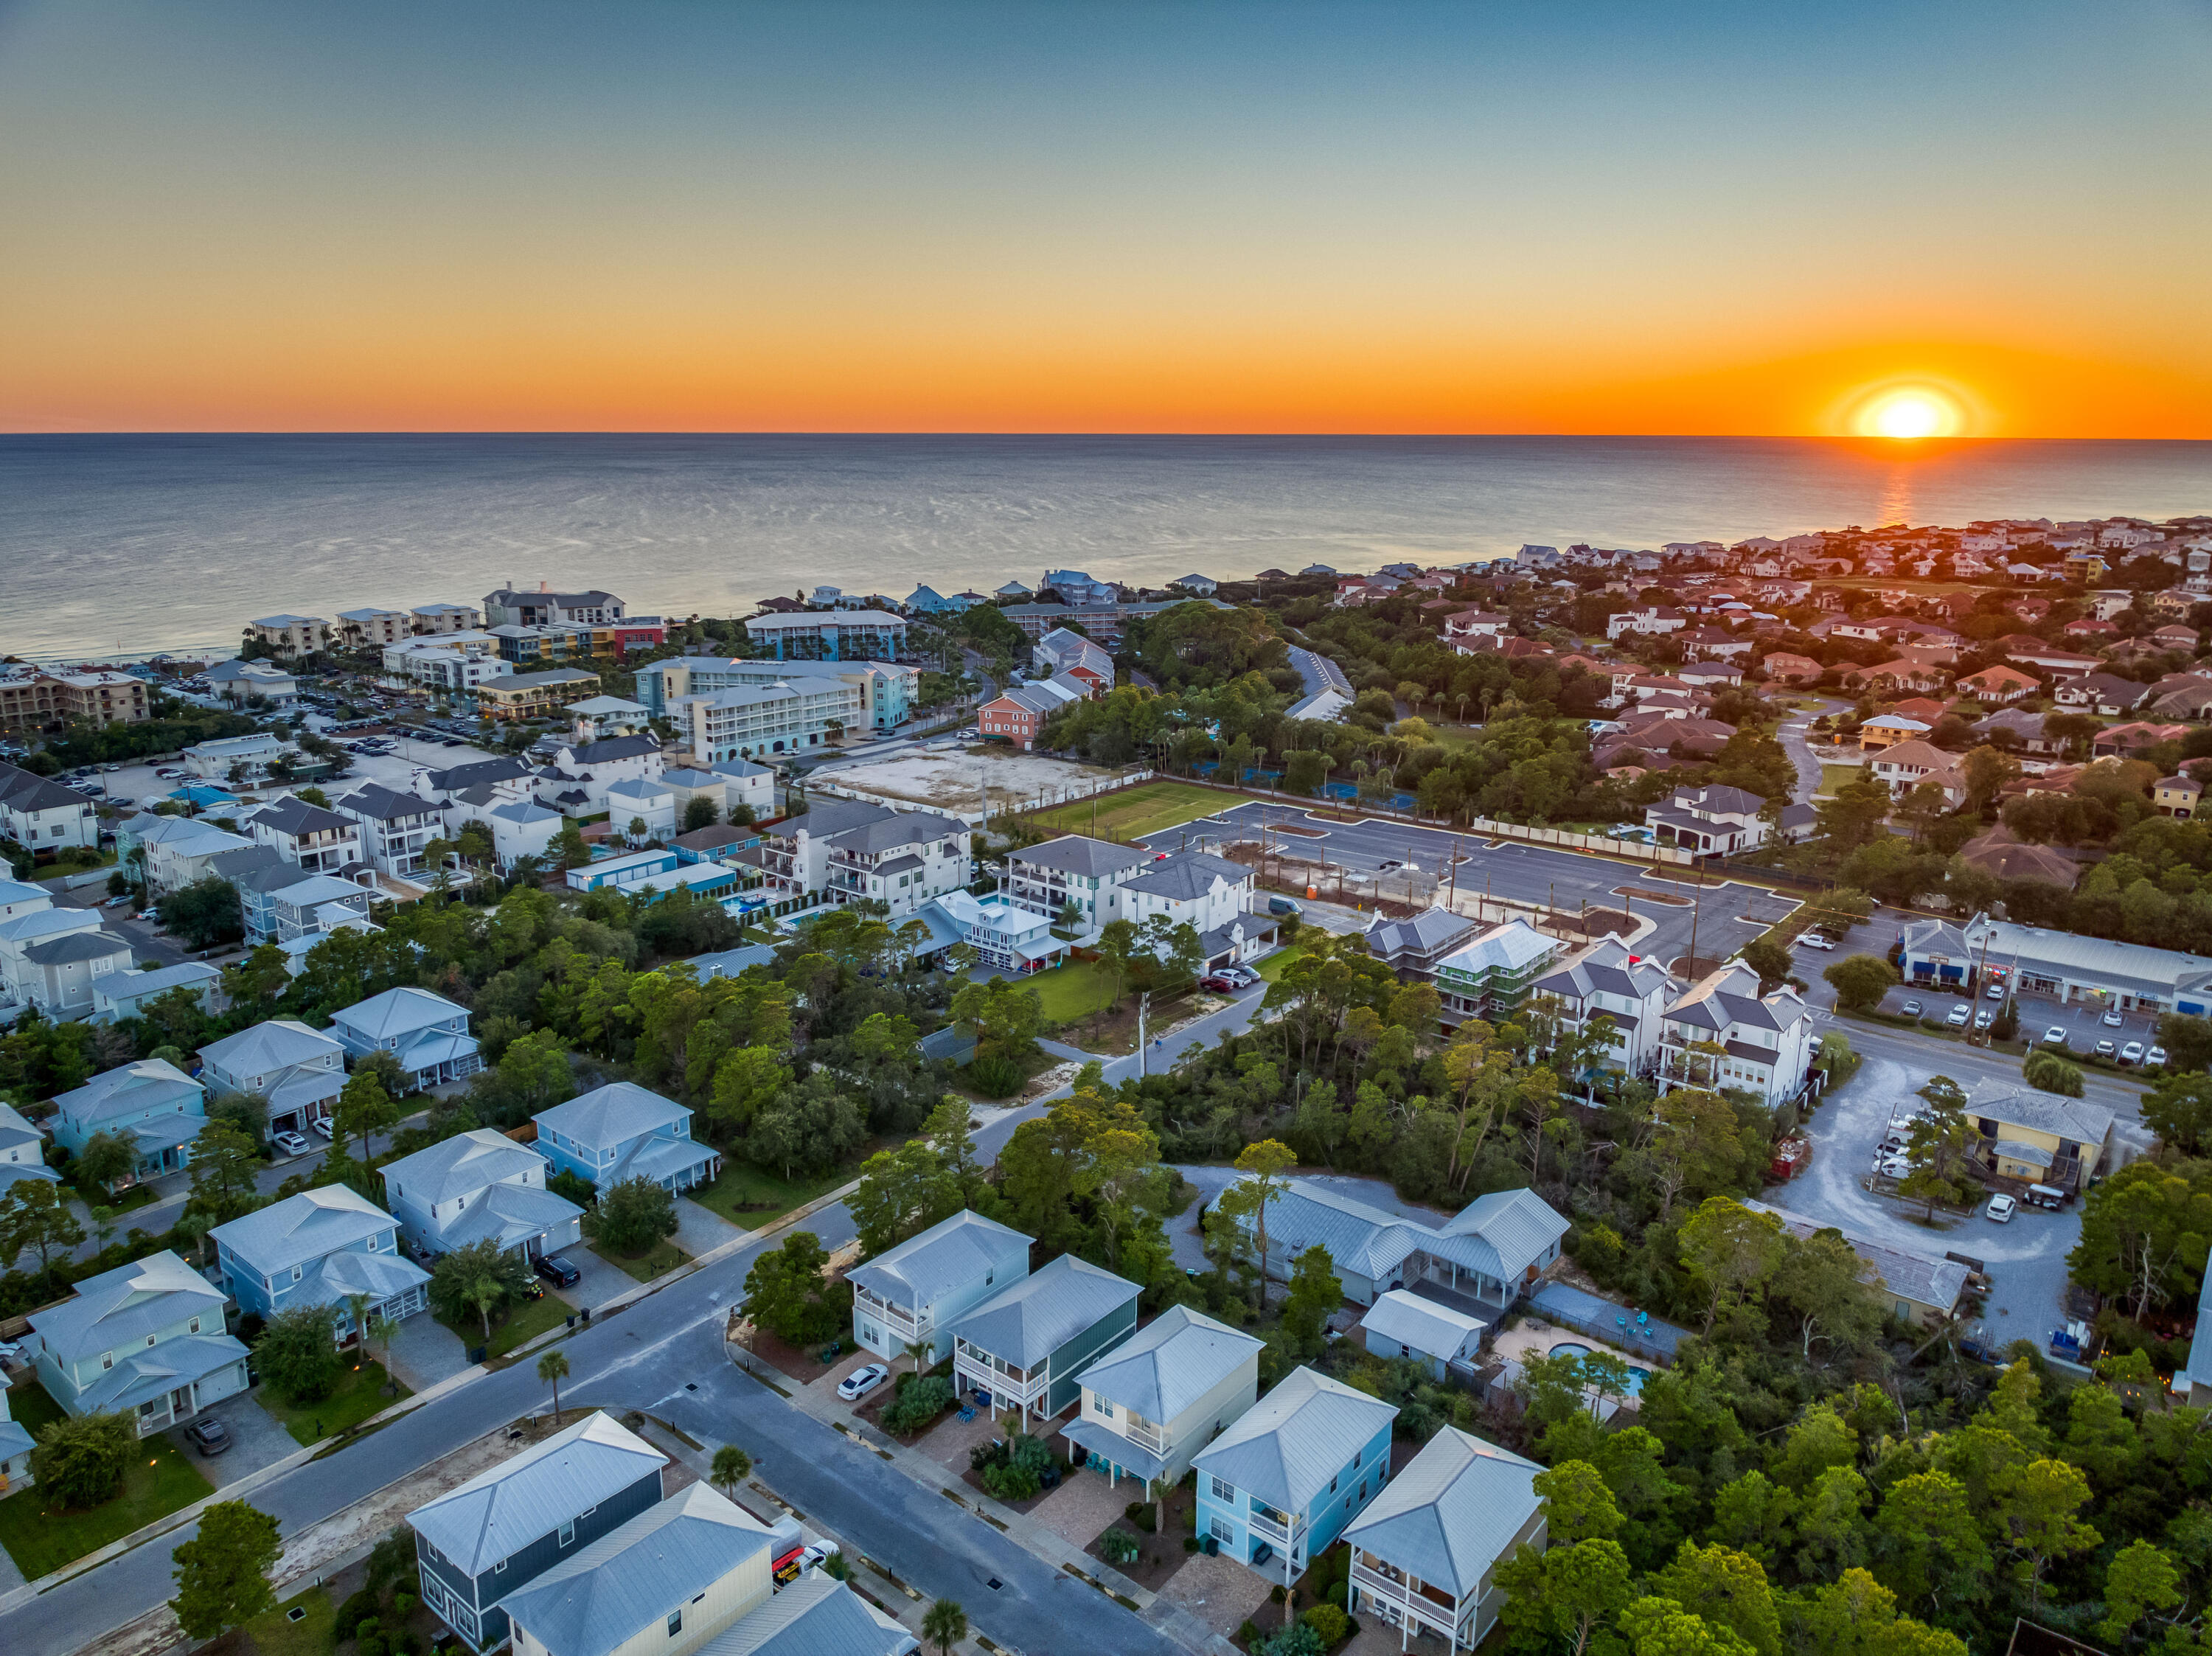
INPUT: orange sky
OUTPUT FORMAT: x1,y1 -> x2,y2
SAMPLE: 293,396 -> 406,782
3,2 -> 2208,436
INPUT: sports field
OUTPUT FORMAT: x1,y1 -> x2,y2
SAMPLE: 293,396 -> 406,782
1026,780 -> 1228,842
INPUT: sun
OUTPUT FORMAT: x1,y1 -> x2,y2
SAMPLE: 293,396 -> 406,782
1854,386 -> 1962,439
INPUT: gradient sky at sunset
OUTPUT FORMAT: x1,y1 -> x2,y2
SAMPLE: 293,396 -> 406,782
3,1 -> 2208,436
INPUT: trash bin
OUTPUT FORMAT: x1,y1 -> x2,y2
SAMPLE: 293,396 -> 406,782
566,1315 -> 577,1330
580,1306 -> 591,1324
468,1346 -> 488,1365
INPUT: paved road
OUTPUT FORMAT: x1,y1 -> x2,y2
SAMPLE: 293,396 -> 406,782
2,1096 -> 1187,1656
1775,696 -> 1848,807
1131,801 -> 1777,972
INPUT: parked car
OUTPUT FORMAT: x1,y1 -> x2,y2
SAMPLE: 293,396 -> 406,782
838,1363 -> 891,1401
2095,1039 -> 2117,1058
2120,1041 -> 2145,1065
1985,1194 -> 2017,1223
312,1116 -> 335,1139
1986,982 -> 2005,1000
799,1542 -> 841,1572
1900,999 -> 1922,1017
1946,1005 -> 1971,1027
272,1130 -> 310,1156
1200,974 -> 1241,992
534,1254 -> 582,1288
2148,1045 -> 2168,1067
183,1416 -> 232,1456
1972,1010 -> 1993,1030
1220,966 -> 1257,987
1796,933 -> 1835,951
2043,1026 -> 2068,1046
2103,1009 -> 2125,1028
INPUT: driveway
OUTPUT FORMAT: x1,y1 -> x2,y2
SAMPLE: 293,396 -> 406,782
1764,1040 -> 2081,1335
381,1309 -> 473,1392
556,1242 -> 636,1314
163,1388 -> 299,1492
672,1197 -> 748,1259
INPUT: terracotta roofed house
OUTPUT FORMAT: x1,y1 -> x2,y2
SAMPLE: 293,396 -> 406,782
1958,664 -> 2039,704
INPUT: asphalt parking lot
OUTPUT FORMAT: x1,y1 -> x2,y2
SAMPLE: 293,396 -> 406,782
1879,981 -> 2165,1065
1133,799 -> 1778,971
67,728 -> 509,821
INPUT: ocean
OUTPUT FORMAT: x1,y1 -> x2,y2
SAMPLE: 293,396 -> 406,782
2,434 -> 2208,661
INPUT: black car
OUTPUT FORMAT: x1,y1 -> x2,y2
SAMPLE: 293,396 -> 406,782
183,1416 -> 232,1455
534,1253 -> 582,1288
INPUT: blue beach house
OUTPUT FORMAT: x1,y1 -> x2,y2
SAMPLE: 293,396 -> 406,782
210,1185 -> 431,1337
532,1082 -> 720,1196
50,1058 -> 206,1181
1194,1365 -> 1397,1589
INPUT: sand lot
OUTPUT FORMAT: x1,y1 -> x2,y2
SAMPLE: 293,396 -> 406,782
813,745 -> 1138,816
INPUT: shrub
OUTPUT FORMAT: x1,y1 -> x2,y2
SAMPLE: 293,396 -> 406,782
1237,1621 -> 1263,1652
979,1431 -> 1054,1500
2025,1050 -> 2086,1096
970,1054 -> 1023,1099
334,1590 -> 381,1642
256,1303 -> 344,1402
1303,1603 -> 1351,1646
880,1375 -> 955,1435
1183,1537 -> 1200,1553
29,1410 -> 136,1509
1101,1527 -> 1142,1565
1124,1500 -> 1157,1533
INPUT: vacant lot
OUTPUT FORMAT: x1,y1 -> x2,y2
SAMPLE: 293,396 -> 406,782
814,745 -> 1133,816
1028,780 -> 1225,842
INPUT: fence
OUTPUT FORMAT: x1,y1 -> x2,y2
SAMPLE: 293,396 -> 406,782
809,766 -> 1155,827
1526,1281 -> 1687,1365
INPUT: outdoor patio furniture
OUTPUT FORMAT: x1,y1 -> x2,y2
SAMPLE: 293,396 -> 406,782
958,1405 -> 976,1424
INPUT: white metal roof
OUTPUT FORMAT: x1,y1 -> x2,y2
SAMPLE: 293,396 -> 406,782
951,1253 -> 1138,1368
1074,1304 -> 1263,1422
209,1185 -> 397,1275
1340,1427 -> 1543,1597
408,1411 -> 668,1575
28,1249 -> 227,1362
1360,1290 -> 1488,1360
847,1209 -> 1031,1311
1193,1365 -> 1397,1514
535,1082 -> 690,1153
382,1127 -> 548,1206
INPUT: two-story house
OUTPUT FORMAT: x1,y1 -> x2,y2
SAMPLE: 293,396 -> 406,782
13,927 -> 133,1018
50,1058 -> 206,1180
1061,1304 -> 1262,1493
1194,1366 -> 1398,1586
1643,784 -> 1771,853
999,836 -> 1152,931
408,1410 -> 669,1653
27,1250 -> 250,1436
0,762 -> 99,853
1344,1428 -> 1546,1651
246,796 -> 364,874
211,1186 -> 431,1338
91,959 -> 226,1026
265,872 -> 375,943
532,734 -> 667,817
1656,961 -> 1816,1108
849,1209 -> 1032,1365
532,1082 -> 720,1197
198,1018 -> 347,1139
951,1253 -> 1139,1425
330,780 -> 449,876
0,1380 -> 32,1490
1526,937 -> 1679,1076
0,903 -> 103,1009
1365,908 -> 1481,986
0,1098 -> 62,1197
501,1483 -> 776,1656
1115,851 -> 1268,970
327,985 -> 482,1091
821,811 -> 970,917
382,1127 -> 585,1264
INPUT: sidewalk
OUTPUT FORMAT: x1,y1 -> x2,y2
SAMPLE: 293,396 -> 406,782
728,1342 -> 1237,1656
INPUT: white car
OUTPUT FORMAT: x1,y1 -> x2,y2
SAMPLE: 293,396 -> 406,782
2043,1026 -> 2068,1046
272,1130 -> 311,1156
2103,1009 -> 2125,1029
2148,1045 -> 2169,1067
2096,1039 -> 2116,1058
1972,1010 -> 1993,1030
837,1363 -> 890,1402
799,1542 -> 841,1571
1986,982 -> 2005,1000
1946,1005 -> 1971,1028
312,1117 -> 335,1139
1986,1194 -> 2017,1223
2121,1041 -> 2145,1065
1797,933 -> 1835,951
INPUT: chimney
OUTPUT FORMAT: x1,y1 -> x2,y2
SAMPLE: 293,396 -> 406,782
540,580 -> 550,592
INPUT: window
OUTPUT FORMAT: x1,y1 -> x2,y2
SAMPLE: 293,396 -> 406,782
1352,1450 -> 1361,1469
1096,1399 -> 1114,1419
292,1264 -> 304,1283
102,1353 -> 114,1370
1211,1517 -> 1236,1546
667,1610 -> 683,1637
367,1235 -> 380,1250
493,1559 -> 507,1573
147,1334 -> 156,1347
1211,1475 -> 1236,1503
1329,1475 -> 1338,1494
189,1318 -> 201,1334
558,1520 -> 575,1548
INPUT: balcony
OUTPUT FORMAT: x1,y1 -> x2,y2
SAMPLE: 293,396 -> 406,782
1248,1506 -> 1301,1551
1353,1562 -> 1461,1626
1116,1413 -> 1169,1456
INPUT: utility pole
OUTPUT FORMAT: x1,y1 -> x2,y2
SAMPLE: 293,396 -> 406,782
1137,992 -> 1152,1077
1687,863 -> 1703,975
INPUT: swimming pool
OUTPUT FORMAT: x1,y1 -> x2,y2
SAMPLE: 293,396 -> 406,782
1548,1341 -> 1654,1395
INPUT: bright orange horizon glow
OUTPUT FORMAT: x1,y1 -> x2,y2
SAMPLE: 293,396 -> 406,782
1855,387 -> 1965,440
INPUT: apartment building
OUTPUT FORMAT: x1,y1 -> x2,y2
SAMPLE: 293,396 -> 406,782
481,585 -> 625,627
666,678 -> 860,762
246,615 -> 330,656
738,608 -> 908,661
0,667 -> 149,731
335,608 -> 413,650
409,602 -> 481,634
475,668 -> 599,722
380,633 -> 512,693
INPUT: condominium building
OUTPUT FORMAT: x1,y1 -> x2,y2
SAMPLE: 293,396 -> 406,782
380,633 -> 512,693
408,602 -> 481,634
474,669 -> 599,722
246,615 -> 330,656
737,608 -> 908,661
666,678 -> 861,762
0,667 -> 150,731
638,655 -> 913,735
335,608 -> 413,650
481,585 -> 625,627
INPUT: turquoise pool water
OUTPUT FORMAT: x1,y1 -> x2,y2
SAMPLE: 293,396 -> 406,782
1549,1341 -> 1653,1395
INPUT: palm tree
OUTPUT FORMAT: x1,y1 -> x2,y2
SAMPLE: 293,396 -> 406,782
922,1598 -> 968,1656
903,1337 -> 933,1380
538,1349 -> 570,1419
370,1305 -> 400,1393
344,1290 -> 375,1355
711,1444 -> 752,1498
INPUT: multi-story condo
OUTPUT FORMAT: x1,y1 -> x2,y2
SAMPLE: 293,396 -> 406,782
1061,1304 -> 1262,1492
331,780 -> 448,876
664,678 -> 862,763
849,1209 -> 1032,1365
410,602 -> 481,635
1194,1367 -> 1397,1588
381,633 -> 512,692
1655,960 -> 1817,1107
28,1251 -> 250,1436
1433,920 -> 1567,1029
0,667 -> 149,731
481,585 -> 625,627
335,608 -> 413,650
475,668 -> 600,722
638,657 -> 914,734
738,608 -> 908,661
1345,1430 -> 1547,1652
1526,936 -> 1680,1076
246,613 -> 330,656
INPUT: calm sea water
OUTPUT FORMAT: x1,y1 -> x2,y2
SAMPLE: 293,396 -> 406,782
2,434 -> 2208,661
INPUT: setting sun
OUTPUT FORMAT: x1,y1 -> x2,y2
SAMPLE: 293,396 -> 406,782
1857,387 -> 1963,439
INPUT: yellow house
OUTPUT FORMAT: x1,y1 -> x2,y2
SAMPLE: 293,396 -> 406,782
2157,774 -> 2203,818
1972,1091 -> 2115,1192
1857,714 -> 1931,753
1746,1201 -> 1968,1329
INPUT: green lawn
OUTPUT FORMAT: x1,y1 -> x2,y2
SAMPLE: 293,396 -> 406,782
257,1360 -> 409,1447
437,1290 -> 575,1361
1817,763 -> 1863,798
1425,723 -> 1485,751
1026,781 -> 1226,842
1256,945 -> 1307,983
242,1585 -> 336,1656
590,1238 -> 689,1284
691,1162 -> 852,1229
0,1413 -> 212,1579
1025,959 -> 1121,1024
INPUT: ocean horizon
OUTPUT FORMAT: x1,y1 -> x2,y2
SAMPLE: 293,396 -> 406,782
4,432 -> 2208,662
